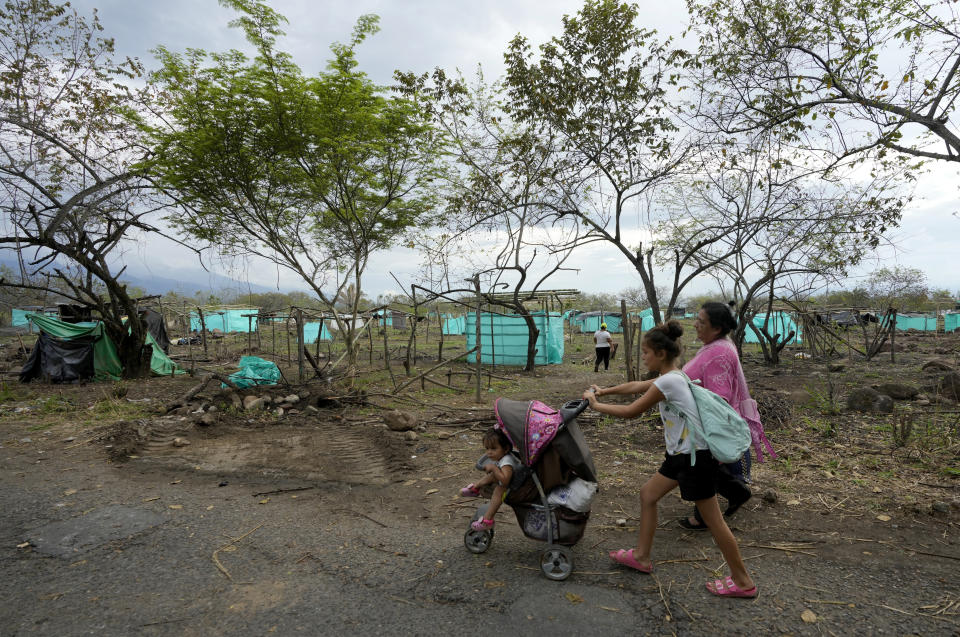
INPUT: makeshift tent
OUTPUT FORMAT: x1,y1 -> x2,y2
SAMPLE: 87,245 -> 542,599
628,308 -> 656,331
466,312 -> 564,366
442,314 -> 466,335
895,314 -> 937,331
371,311 -> 393,328
574,311 -> 622,333
190,308 -> 258,333
946,313 -> 960,332
20,313 -> 182,382
744,312 -> 802,345
303,321 -> 332,343
140,309 -> 171,354
20,333 -> 96,383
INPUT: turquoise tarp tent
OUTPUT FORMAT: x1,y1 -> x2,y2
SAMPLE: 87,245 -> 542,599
465,312 -> 564,365
575,312 -> 622,333
895,315 -> 937,331
190,309 -> 258,333
372,311 -> 392,328
13,307 -> 57,327
303,321 -> 332,343
626,308 -> 655,331
442,314 -> 465,335
946,313 -> 960,332
744,312 -> 802,344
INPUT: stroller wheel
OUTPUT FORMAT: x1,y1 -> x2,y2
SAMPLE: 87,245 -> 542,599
464,527 -> 494,554
539,546 -> 573,581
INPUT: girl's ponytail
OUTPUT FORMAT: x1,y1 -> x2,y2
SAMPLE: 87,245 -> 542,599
644,320 -> 683,362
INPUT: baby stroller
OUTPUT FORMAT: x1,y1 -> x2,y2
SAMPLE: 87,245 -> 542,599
464,397 -> 598,581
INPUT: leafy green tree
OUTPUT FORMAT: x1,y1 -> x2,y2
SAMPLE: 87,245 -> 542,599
502,0 -> 699,323
150,1 -> 441,374
401,71 -> 581,371
867,265 -> 929,309
0,0 -> 160,376
687,0 -> 959,167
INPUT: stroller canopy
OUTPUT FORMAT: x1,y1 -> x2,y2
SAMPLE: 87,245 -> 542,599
494,398 -> 598,483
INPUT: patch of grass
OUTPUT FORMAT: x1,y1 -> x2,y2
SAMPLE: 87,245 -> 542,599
37,396 -> 73,414
804,381 -> 842,416
939,466 -> 960,478
0,384 -> 22,404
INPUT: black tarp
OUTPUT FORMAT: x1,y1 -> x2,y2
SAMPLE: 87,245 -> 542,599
20,332 -> 96,383
140,309 -> 170,354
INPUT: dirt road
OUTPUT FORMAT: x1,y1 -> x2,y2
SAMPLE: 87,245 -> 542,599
2,394 -> 958,636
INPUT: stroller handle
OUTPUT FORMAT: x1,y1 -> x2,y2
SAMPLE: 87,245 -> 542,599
559,398 -> 590,424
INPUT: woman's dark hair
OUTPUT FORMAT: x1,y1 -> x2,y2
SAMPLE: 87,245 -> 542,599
483,427 -> 512,451
643,320 -> 683,362
701,301 -> 738,337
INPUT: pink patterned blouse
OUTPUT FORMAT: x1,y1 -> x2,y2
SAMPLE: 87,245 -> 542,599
682,337 -> 776,462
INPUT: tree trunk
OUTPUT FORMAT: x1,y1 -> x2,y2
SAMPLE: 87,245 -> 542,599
520,309 -> 540,372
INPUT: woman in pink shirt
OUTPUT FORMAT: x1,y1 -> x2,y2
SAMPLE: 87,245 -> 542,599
679,302 -> 775,530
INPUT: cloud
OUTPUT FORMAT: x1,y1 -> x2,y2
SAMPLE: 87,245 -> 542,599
64,0 -> 960,299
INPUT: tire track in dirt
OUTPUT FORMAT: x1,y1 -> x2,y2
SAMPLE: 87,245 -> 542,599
139,421 -> 397,486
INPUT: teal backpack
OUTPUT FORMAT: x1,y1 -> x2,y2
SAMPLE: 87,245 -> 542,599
664,372 -> 751,466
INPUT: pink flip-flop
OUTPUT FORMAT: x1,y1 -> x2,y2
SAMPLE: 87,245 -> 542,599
706,576 -> 758,598
608,548 -> 652,573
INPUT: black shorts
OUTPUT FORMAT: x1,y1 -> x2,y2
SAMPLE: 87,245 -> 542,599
658,450 -> 720,502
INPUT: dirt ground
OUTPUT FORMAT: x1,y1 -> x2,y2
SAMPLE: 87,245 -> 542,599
1,327 -> 959,636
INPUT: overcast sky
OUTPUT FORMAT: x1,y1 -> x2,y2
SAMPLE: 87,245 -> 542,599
73,0 -> 960,299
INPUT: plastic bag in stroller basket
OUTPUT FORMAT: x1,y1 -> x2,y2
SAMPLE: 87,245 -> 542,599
514,504 -> 589,545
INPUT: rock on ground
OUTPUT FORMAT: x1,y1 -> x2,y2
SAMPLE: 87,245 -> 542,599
872,382 -> 919,400
384,410 -> 418,431
846,387 -> 895,413
921,360 -> 954,372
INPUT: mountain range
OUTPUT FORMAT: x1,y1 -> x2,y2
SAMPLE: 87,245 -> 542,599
0,255 -> 278,297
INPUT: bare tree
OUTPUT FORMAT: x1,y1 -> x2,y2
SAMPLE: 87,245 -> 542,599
0,0 -> 164,376
660,138 -> 909,363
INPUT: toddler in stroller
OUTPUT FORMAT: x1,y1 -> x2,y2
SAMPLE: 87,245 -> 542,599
460,397 -> 599,580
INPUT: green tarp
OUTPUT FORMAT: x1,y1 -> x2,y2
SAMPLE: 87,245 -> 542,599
190,309 -> 258,333
895,315 -> 937,331
303,321 -> 332,343
13,308 -> 57,327
575,313 -> 623,333
26,313 -> 183,380
465,312 -> 564,366
744,312 -> 802,344
226,356 -> 280,388
12,308 -> 31,326
946,313 -> 960,332
441,314 -> 465,335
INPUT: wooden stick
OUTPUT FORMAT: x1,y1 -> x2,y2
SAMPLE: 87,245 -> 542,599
741,543 -> 817,557
392,347 -> 478,394
212,523 -> 264,580
252,486 -> 314,497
